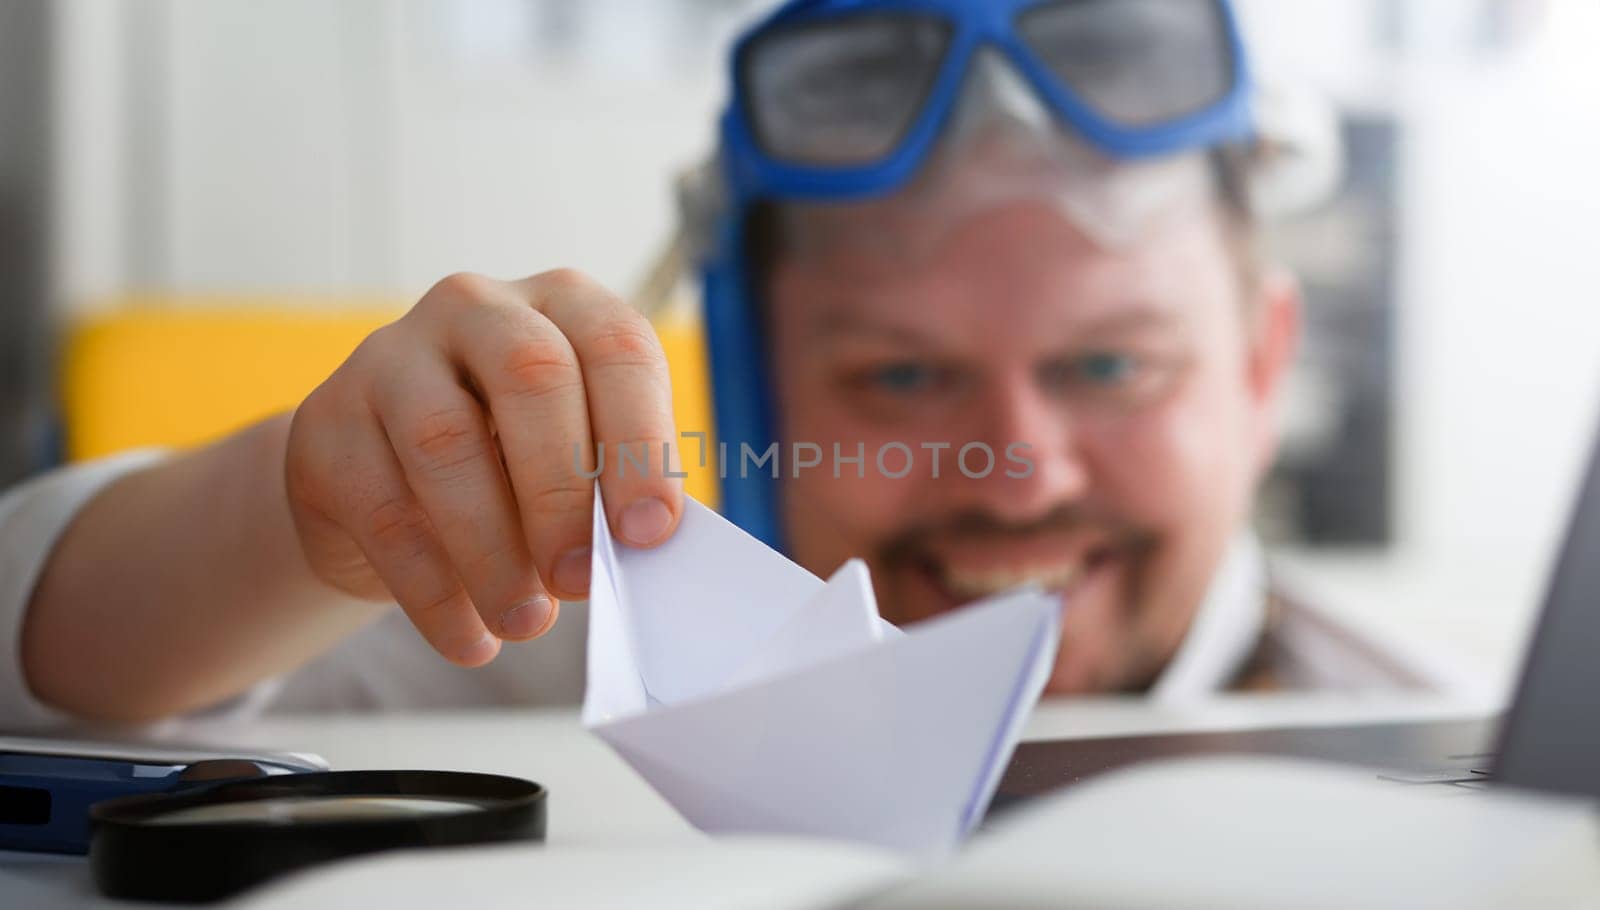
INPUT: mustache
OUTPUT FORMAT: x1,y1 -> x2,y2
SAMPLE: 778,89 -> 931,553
875,502 -> 1157,569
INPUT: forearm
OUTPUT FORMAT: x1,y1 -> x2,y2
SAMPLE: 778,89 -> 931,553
21,413 -> 385,722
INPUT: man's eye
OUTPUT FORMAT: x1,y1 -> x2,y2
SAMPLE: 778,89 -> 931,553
868,363 -> 938,392
1052,352 -> 1140,386
1080,352 -> 1137,382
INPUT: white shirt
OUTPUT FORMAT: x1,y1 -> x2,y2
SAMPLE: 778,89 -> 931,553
0,452 -> 1446,730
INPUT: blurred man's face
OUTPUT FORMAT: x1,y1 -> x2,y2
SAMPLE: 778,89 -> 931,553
767,190 -> 1297,694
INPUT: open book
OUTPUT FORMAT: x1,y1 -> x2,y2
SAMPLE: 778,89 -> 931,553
582,485 -> 1060,857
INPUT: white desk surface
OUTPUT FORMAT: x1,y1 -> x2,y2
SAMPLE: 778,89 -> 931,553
0,692 -> 1503,908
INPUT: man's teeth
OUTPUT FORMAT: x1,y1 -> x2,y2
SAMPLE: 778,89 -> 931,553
940,561 -> 1084,600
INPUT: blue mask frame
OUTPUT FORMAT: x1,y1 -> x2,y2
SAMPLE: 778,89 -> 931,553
702,0 -> 1255,549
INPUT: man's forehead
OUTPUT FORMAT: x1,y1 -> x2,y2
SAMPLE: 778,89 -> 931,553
770,199 -> 1237,343
802,301 -> 1191,349
773,192 -> 1106,272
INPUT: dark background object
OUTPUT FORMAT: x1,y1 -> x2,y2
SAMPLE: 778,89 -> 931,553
0,0 -> 58,489
990,717 -> 1496,817
1258,115 -> 1400,547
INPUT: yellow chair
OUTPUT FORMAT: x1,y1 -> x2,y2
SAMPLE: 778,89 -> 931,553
61,296 -> 720,506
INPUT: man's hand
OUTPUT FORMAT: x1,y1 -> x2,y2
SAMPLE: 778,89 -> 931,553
285,270 -> 683,667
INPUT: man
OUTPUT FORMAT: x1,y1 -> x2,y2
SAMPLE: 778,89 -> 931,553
0,0 -> 1436,728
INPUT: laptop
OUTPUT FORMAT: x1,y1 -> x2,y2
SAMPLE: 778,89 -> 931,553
992,422 -> 1600,810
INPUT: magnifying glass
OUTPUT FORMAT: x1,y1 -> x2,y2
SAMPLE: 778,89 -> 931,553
89,770 -> 547,902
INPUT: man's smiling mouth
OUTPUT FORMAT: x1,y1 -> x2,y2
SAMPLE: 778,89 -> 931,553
918,548 -> 1118,603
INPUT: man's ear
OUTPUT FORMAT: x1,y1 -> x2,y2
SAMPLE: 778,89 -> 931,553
1246,266 -> 1303,480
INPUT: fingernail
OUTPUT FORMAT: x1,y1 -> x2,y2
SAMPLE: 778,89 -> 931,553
620,498 -> 673,546
555,547 -> 592,596
500,596 -> 553,639
457,633 -> 499,666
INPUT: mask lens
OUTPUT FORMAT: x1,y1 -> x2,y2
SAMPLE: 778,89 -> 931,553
1017,0 -> 1234,126
741,15 -> 952,167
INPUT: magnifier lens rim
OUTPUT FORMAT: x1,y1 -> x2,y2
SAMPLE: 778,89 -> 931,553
89,770 -> 547,902
143,793 -> 489,825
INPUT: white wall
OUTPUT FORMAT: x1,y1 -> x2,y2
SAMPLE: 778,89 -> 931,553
49,0 -> 1600,690
52,0 -> 756,305
51,0 -> 130,310
382,1 -> 735,295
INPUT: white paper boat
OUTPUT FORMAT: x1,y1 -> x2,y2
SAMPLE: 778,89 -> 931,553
582,486 -> 1061,857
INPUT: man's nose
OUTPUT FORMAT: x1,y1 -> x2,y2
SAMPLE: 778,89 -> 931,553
947,372 -> 1091,525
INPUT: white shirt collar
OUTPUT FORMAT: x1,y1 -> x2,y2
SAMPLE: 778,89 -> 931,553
1148,533 -> 1268,702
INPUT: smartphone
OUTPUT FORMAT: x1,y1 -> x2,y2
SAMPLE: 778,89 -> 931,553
0,736 -> 326,854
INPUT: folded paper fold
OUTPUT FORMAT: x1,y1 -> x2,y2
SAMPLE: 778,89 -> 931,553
583,485 -> 1060,857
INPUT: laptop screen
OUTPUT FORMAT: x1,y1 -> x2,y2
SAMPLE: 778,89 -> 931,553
1495,424 -> 1600,797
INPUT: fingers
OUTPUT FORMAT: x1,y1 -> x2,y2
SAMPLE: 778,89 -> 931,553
516,270 -> 685,551
369,354 -> 558,641
435,280 -> 600,602
435,269 -> 683,603
292,384 -> 504,667
289,268 -> 680,668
